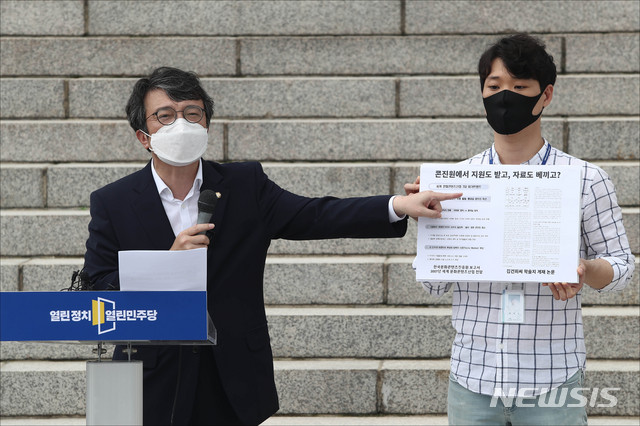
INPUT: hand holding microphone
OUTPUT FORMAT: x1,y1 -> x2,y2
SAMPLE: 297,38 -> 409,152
170,190 -> 221,250
197,189 -> 221,234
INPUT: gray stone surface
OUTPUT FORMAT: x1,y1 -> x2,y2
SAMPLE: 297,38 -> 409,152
262,163 -> 391,198
0,121 -> 224,163
275,367 -> 378,414
0,365 -> 86,416
267,307 -> 455,358
228,119 -> 499,162
380,365 -> 449,413
88,1 -> 399,36
21,258 -> 85,292
68,78 -> 396,118
204,79 -> 395,118
47,165 -> 143,208
0,213 -> 90,257
598,163 -> 640,207
0,258 -> 27,292
566,34 -> 640,73
405,0 -> 640,33
567,119 -> 640,161
585,369 -> 640,416
551,76 -> 640,116
624,210 -> 639,253
68,79 -> 135,118
0,0 -> 84,36
0,166 -> 45,208
0,38 -> 236,76
241,36 -> 561,75
0,79 -> 65,118
0,342 -> 112,361
399,77 -> 485,117
584,313 -> 640,359
264,259 -> 385,305
1,121 -> 142,162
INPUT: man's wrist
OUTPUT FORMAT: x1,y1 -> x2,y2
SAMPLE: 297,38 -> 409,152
388,196 -> 406,223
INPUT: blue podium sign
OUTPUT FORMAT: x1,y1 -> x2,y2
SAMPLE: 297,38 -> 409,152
0,291 -> 208,342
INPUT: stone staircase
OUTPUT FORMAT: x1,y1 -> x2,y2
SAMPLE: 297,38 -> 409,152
1,1 -> 638,424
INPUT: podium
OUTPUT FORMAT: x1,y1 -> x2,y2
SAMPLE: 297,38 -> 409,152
0,290 -> 214,425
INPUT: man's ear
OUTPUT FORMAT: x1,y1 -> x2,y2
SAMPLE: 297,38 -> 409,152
542,84 -> 554,107
135,129 -> 151,150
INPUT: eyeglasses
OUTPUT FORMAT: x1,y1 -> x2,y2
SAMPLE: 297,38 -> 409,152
146,105 -> 205,126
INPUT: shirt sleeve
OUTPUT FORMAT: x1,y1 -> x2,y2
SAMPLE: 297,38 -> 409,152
581,167 -> 635,292
412,257 -> 454,296
388,196 -> 406,223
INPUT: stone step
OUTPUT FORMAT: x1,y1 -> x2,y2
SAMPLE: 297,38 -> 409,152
1,205 -> 639,257
2,256 -> 637,305
1,160 -> 638,208
2,118 -> 637,164
1,306 -> 637,360
2,33 -> 638,77
3,1 -> 638,37
264,306 -> 640,359
2,75 -> 639,119
1,359 -> 637,417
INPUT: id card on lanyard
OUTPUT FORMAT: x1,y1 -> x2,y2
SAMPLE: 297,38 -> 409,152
502,285 -> 525,323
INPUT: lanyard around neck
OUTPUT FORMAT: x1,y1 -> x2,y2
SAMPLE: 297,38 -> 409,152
489,142 -> 551,165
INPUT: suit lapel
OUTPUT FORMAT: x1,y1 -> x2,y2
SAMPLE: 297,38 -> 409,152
131,162 -> 176,249
200,161 -> 231,299
200,160 -> 231,243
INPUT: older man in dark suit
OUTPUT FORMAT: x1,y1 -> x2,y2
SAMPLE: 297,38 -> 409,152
83,67 -> 460,425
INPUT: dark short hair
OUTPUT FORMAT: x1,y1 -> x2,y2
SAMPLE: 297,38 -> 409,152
125,67 -> 214,133
478,33 -> 557,92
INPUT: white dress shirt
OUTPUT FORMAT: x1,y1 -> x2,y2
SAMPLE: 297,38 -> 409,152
151,159 -> 203,236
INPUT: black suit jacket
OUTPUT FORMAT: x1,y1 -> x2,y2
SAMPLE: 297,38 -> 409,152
84,160 -> 407,425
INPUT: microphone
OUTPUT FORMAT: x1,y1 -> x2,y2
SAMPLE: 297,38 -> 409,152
197,189 -> 221,235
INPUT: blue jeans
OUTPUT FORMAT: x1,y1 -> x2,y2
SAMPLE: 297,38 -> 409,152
447,370 -> 588,425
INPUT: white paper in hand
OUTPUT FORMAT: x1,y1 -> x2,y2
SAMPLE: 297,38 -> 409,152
118,247 -> 207,291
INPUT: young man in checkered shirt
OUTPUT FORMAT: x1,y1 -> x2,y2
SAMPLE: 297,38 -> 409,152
405,33 -> 635,425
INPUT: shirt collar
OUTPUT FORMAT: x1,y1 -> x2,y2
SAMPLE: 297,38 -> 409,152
150,159 -> 203,200
490,139 -> 550,165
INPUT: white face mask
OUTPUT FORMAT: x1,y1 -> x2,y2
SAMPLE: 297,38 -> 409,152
142,119 -> 208,167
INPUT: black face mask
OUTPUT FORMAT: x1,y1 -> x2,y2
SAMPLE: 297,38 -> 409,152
483,90 -> 544,135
